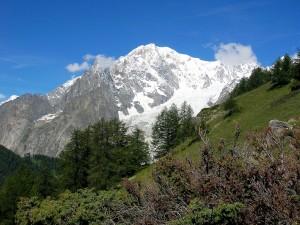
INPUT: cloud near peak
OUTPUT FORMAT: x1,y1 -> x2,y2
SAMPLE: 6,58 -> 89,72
66,61 -> 89,73
66,54 -> 115,73
214,43 -> 258,66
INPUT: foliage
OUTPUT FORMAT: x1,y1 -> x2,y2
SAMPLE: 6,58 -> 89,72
17,121 -> 300,224
0,118 -> 149,225
231,52 -> 300,96
178,101 -> 195,140
0,155 -> 58,225
169,202 -> 244,225
60,118 -> 150,191
5,52 -> 300,224
59,129 -> 90,191
271,55 -> 292,88
291,51 -> 300,91
293,51 -> 300,80
16,189 -> 131,225
0,145 -> 21,184
152,102 -> 195,158
231,67 -> 271,97
223,97 -> 239,118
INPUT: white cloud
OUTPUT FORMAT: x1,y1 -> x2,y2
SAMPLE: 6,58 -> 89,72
66,61 -> 90,73
83,54 -> 96,61
0,93 -> 5,100
66,54 -> 115,73
214,43 -> 257,66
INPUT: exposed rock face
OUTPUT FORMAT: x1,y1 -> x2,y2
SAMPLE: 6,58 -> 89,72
0,94 -> 53,155
215,79 -> 240,104
0,44 -> 257,156
267,119 -> 300,150
0,70 -> 118,156
269,120 -> 291,130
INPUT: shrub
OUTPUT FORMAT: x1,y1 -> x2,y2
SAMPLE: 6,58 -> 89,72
169,202 -> 244,225
290,79 -> 300,91
223,97 -> 240,118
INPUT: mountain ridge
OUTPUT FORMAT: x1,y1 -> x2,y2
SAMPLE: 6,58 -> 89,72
0,44 -> 257,156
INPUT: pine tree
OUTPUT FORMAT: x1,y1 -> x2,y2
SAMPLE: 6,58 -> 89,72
231,67 -> 271,97
32,165 -> 56,197
152,108 -> 169,158
88,119 -> 110,189
167,104 -> 180,146
122,128 -> 150,175
179,101 -> 194,141
59,118 -> 151,190
88,119 -> 129,189
59,129 -> 90,191
152,104 -> 180,159
248,67 -> 270,89
271,55 -> 292,87
295,51 -> 300,80
281,54 -> 292,79
291,51 -> 300,91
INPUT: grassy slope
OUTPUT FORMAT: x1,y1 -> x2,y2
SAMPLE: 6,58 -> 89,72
134,83 -> 300,182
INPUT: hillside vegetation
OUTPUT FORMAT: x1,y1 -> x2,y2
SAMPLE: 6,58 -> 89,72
134,82 -> 300,181
2,52 -> 300,225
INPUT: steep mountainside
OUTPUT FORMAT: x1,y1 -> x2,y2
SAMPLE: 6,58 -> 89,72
0,44 -> 257,156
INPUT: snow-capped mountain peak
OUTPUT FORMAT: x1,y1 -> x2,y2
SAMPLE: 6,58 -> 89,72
47,76 -> 81,106
106,44 -> 257,137
0,95 -> 19,106
0,44 -> 258,156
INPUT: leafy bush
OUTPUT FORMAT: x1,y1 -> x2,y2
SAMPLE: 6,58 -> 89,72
169,202 -> 244,225
16,189 -> 131,225
14,121 -> 300,224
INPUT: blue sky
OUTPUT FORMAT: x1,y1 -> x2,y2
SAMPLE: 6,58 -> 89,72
0,0 -> 300,99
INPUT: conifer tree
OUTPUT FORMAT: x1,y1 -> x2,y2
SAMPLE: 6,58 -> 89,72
88,119 -> 111,189
121,128 -> 150,175
295,51 -> 300,80
59,129 -> 90,191
291,51 -> 300,91
179,101 -> 194,140
271,55 -> 292,87
152,104 -> 180,158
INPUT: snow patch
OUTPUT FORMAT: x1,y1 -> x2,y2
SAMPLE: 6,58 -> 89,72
36,110 -> 63,122
63,76 -> 81,89
0,95 -> 19,106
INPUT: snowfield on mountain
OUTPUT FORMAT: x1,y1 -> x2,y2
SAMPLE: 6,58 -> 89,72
0,44 -> 257,156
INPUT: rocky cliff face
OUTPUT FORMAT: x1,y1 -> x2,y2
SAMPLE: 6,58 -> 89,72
0,44 -> 257,156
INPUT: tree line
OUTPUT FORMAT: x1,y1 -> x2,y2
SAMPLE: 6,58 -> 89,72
0,152 -> 58,225
223,51 -> 300,117
231,51 -> 300,98
1,101 -> 196,225
0,119 -> 150,225
60,118 -> 150,191
2,51 -> 300,224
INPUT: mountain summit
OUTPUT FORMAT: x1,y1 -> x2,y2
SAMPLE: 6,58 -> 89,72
0,44 -> 257,156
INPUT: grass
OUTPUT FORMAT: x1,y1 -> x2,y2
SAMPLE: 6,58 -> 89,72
134,83 -> 300,183
209,83 -> 300,141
